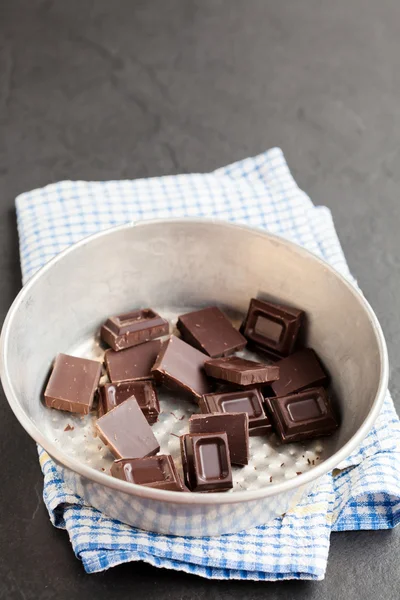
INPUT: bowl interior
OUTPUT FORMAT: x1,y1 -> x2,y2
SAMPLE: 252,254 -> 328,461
1,220 -> 385,490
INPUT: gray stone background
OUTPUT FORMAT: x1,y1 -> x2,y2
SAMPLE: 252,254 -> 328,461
1,1 -> 399,598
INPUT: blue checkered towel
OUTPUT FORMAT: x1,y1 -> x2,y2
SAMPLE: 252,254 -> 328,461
16,148 -> 400,580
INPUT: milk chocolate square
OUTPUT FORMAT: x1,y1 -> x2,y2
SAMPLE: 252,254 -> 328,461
199,388 -> 272,435
180,432 -> 232,492
96,397 -> 160,459
271,348 -> 328,396
265,387 -> 338,443
242,298 -> 304,359
151,335 -> 213,399
189,412 -> 249,466
177,306 -> 246,357
111,455 -> 185,491
204,356 -> 279,386
101,308 -> 169,351
104,339 -> 162,383
98,381 -> 160,423
44,353 -> 102,414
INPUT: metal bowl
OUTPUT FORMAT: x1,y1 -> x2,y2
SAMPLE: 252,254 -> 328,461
0,220 -> 388,536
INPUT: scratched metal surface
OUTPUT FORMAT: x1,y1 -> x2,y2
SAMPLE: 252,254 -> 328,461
1,0 -> 400,598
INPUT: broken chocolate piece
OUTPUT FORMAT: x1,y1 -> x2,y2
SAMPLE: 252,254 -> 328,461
95,397 -> 160,459
111,455 -> 185,491
189,412 -> 249,466
104,339 -> 162,383
177,306 -> 246,358
98,381 -> 160,423
180,432 -> 233,492
264,387 -> 338,443
44,353 -> 102,414
199,388 -> 272,435
242,298 -> 304,359
151,335 -> 214,399
271,348 -> 328,397
204,356 -> 279,386
101,308 -> 169,351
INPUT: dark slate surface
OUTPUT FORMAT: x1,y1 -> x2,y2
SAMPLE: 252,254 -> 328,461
1,1 -> 399,598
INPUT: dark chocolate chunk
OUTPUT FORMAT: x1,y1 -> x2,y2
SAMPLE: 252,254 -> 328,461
264,387 -> 338,443
111,455 -> 185,491
96,397 -> 160,459
44,353 -> 102,414
271,348 -> 328,396
199,388 -> 272,435
98,381 -> 160,423
180,432 -> 233,492
104,339 -> 162,383
242,298 -> 304,359
151,335 -> 214,399
177,306 -> 246,358
189,413 -> 249,466
101,308 -> 169,351
204,356 -> 279,386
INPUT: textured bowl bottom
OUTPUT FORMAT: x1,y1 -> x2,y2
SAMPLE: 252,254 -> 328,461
43,309 -> 325,493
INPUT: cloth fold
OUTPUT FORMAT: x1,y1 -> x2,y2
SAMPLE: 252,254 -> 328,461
17,148 -> 400,580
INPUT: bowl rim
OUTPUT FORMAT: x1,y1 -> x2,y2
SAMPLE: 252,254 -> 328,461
0,218 -> 389,505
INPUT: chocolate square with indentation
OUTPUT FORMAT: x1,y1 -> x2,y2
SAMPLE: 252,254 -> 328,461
199,388 -> 272,435
98,381 -> 160,423
180,432 -> 232,492
111,455 -> 185,491
264,387 -> 338,443
189,412 -> 249,466
101,308 -> 169,351
241,298 -> 304,359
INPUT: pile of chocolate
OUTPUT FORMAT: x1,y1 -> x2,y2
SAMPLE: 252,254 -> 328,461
44,300 -> 338,493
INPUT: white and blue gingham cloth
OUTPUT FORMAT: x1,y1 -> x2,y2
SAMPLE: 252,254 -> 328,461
17,148 -> 400,580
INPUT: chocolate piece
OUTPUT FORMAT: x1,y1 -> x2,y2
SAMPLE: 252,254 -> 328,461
189,413 -> 249,466
177,306 -> 246,358
242,298 -> 304,359
199,388 -> 272,435
44,353 -> 102,414
264,387 -> 338,443
151,335 -> 214,399
271,348 -> 328,397
101,308 -> 169,351
180,432 -> 232,492
111,455 -> 185,491
95,397 -> 160,459
104,339 -> 161,383
99,381 -> 160,423
204,356 -> 279,386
